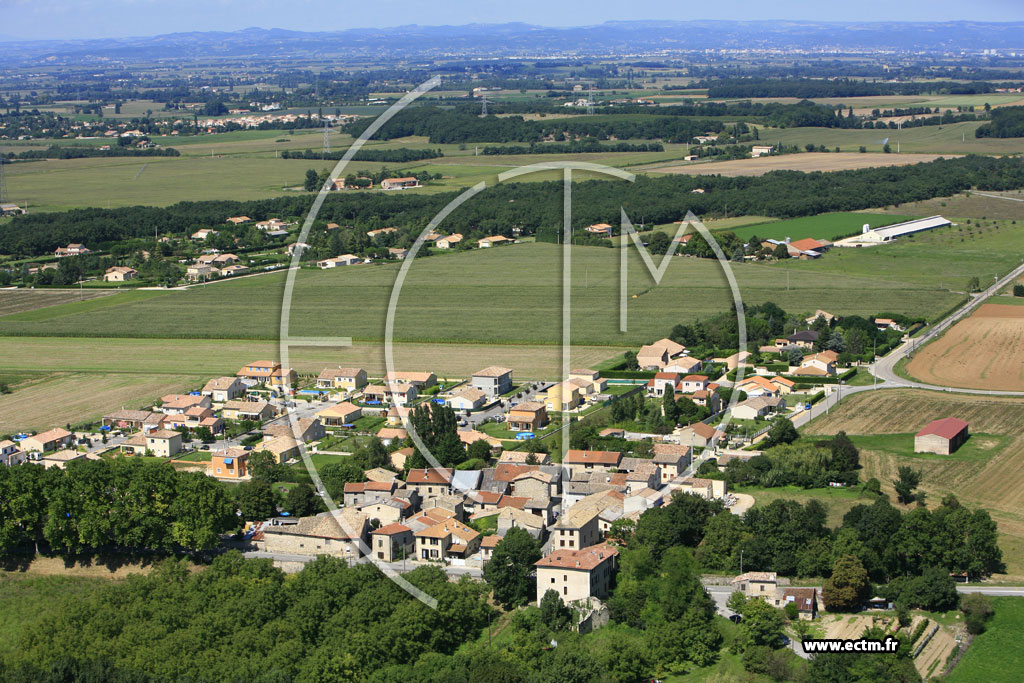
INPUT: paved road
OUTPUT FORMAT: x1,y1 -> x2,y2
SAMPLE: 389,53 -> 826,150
871,260 -> 1024,396
956,586 -> 1024,596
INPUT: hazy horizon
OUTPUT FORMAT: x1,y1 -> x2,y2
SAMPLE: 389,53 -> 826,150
2,0 -> 1024,42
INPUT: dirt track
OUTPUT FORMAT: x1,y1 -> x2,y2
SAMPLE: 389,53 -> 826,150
907,303 -> 1024,392
647,152 -> 957,177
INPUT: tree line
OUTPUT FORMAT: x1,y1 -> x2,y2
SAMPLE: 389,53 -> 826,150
700,77 -> 1004,99
2,145 -> 180,160
0,458 -> 238,557
282,147 -> 444,162
5,154 -> 1024,258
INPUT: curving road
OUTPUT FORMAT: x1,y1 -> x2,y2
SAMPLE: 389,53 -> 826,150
870,260 -> 1024,396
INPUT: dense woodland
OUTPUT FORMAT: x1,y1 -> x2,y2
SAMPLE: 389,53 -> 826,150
976,106 -> 1024,138
4,154 -> 1024,258
0,482 -> 995,682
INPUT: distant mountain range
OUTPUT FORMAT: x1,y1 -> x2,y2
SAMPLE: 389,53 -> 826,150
2,21 -> 1024,62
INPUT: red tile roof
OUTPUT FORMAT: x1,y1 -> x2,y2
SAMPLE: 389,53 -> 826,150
535,543 -> 619,571
916,417 -> 969,440
564,450 -> 622,466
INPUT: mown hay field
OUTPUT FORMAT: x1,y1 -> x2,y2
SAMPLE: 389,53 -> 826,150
806,389 -> 1024,579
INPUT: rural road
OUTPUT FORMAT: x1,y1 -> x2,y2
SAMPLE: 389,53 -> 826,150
870,259 -> 1024,396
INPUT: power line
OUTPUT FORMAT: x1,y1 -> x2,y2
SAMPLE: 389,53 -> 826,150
322,119 -> 330,159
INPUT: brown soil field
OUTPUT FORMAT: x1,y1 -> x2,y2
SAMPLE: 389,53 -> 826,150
646,152 -> 956,177
0,288 -> 113,316
807,389 -> 1024,580
906,303 -> 1024,391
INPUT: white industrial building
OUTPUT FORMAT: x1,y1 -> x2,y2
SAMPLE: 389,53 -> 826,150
834,216 -> 952,247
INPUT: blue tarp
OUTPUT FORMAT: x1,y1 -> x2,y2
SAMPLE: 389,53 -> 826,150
224,457 -> 233,465
99,425 -> 111,431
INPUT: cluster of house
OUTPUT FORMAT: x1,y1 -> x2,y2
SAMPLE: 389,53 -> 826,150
185,252 -> 250,281
255,440 -> 723,610
193,111 -> 358,133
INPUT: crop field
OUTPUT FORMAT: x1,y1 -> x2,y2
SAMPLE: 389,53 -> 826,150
947,597 -> 1024,683
726,212 -> 919,242
3,130 -> 696,210
906,304 -> 1024,391
0,371 -> 202,433
754,121 -> 1024,156
805,388 -> 1024,579
645,152 -> 957,177
0,242 -> 969,344
0,288 -> 114,316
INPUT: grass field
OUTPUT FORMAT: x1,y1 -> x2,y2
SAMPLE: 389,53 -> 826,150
2,130 -> 698,211
906,303 -> 1024,391
0,288 -> 115,316
645,152 -> 957,177
0,240 -> 980,344
0,371 -> 202,432
946,597 -> 1024,683
870,189 -> 1024,221
726,212 -> 919,242
0,335 -> 625,432
805,388 -> 1024,580
754,121 -> 1024,156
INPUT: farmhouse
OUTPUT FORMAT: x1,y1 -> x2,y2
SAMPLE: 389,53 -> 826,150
472,366 -> 513,398
186,265 -> 218,281
436,233 -> 464,249
226,216 -> 251,225
54,243 -> 90,257
0,203 -> 25,216
366,227 -> 397,239
259,509 -> 368,560
191,229 -> 218,240
584,223 -> 613,238
751,145 -> 775,158
104,266 -> 137,282
317,254 -> 361,268
477,235 -> 513,248
535,543 -> 618,606
915,417 -> 970,455
380,177 -> 420,190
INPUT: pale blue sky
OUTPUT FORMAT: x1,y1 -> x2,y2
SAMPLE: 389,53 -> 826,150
1,0 -> 1023,41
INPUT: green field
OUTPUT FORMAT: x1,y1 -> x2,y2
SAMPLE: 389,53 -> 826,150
728,212 -> 919,242
0,241 -> 970,344
946,597 -> 1024,683
757,121 -> 1024,156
